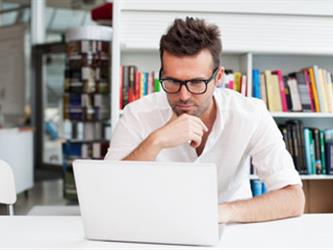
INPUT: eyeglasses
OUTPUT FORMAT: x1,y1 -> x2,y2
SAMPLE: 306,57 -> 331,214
159,67 -> 219,95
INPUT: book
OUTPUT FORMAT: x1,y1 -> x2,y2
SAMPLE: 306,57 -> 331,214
320,130 -> 326,174
234,72 -> 242,92
260,73 -> 268,107
265,70 -> 282,112
326,143 -> 333,175
312,65 -> 326,112
286,74 -> 302,111
322,69 -> 333,112
313,128 -> 322,174
308,67 -> 321,112
295,71 -> 312,112
304,128 -> 314,174
272,70 -> 288,112
252,69 -> 261,99
303,69 -> 315,112
241,75 -> 247,96
283,75 -> 293,111
251,179 -> 263,197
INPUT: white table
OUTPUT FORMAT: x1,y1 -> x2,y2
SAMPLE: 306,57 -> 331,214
0,214 -> 332,249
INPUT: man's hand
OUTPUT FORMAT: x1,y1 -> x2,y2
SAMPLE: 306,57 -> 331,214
218,185 -> 305,224
152,113 -> 208,149
122,113 -> 208,161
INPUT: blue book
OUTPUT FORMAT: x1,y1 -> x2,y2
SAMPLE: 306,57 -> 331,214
251,179 -> 262,197
261,182 -> 267,194
304,128 -> 313,174
252,69 -> 261,99
143,72 -> 149,96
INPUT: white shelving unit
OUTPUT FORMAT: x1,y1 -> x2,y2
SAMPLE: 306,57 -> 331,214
250,175 -> 333,181
271,113 -> 333,119
111,0 -> 333,212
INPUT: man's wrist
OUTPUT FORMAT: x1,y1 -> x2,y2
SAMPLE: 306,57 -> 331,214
219,202 -> 235,224
147,131 -> 163,151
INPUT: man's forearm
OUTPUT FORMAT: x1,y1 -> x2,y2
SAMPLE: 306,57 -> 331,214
123,133 -> 162,161
219,184 -> 305,223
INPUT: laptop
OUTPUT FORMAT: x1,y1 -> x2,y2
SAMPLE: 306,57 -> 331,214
73,160 -> 220,246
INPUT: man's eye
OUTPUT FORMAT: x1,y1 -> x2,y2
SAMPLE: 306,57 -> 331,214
167,79 -> 181,85
190,80 -> 205,84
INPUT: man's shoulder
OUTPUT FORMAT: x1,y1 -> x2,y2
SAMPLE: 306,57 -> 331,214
216,88 -> 266,113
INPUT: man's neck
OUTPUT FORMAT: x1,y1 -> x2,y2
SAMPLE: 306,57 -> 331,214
195,98 -> 217,156
200,97 -> 217,131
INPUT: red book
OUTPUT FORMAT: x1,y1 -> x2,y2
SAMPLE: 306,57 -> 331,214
272,70 -> 288,112
135,71 -> 141,101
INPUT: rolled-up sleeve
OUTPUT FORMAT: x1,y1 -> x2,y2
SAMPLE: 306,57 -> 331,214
104,106 -> 144,160
248,102 -> 302,192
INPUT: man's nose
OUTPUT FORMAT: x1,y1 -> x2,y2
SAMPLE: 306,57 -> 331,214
178,84 -> 192,101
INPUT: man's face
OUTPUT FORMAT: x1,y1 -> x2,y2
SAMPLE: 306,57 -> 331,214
161,49 -> 223,117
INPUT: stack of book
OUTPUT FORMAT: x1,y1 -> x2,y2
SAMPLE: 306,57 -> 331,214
279,120 -> 333,175
120,65 -> 160,109
252,66 -> 333,113
220,69 -> 247,95
250,179 -> 267,197
63,26 -> 112,200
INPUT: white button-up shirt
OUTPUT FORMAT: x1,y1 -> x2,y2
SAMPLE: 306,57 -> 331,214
105,88 -> 302,203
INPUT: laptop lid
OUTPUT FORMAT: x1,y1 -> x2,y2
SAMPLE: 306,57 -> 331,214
73,160 -> 219,246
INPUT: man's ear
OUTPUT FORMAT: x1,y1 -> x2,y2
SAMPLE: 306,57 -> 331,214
215,66 -> 224,87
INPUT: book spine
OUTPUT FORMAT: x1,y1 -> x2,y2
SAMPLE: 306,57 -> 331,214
309,130 -> 316,174
326,143 -> 333,175
273,70 -> 288,112
320,130 -> 326,174
296,121 -> 307,174
252,69 -> 261,99
251,179 -> 263,197
304,128 -> 313,174
313,128 -> 322,174
312,66 -> 324,112
283,75 -> 293,111
308,68 -> 320,112
304,69 -> 315,112
295,71 -> 312,112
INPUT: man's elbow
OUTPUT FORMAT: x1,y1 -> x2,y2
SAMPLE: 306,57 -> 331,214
289,185 -> 305,217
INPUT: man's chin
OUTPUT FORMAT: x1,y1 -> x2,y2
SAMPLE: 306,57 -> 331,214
174,108 -> 199,117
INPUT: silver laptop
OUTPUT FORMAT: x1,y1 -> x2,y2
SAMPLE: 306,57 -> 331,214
73,160 -> 220,246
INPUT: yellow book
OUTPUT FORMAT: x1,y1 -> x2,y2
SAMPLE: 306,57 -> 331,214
264,70 -> 282,112
308,68 -> 320,112
234,72 -> 242,93
323,69 -> 333,113
318,68 -> 329,113
260,73 -> 268,107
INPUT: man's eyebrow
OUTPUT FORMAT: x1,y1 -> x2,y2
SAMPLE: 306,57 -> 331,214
161,75 -> 208,81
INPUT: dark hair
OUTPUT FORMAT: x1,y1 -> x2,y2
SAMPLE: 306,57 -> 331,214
159,17 -> 222,69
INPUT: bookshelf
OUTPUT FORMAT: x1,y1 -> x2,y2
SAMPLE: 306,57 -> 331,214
62,26 -> 112,200
111,0 -> 333,212
250,174 -> 333,181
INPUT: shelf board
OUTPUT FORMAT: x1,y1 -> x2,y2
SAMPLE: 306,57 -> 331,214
250,174 -> 333,180
271,112 -> 333,118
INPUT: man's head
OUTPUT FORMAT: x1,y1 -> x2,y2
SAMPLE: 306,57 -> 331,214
159,17 -> 223,118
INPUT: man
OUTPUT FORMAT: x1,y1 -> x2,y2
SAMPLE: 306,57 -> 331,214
105,17 -> 305,223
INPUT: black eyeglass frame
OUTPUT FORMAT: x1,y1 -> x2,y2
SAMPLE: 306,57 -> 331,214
159,67 -> 219,95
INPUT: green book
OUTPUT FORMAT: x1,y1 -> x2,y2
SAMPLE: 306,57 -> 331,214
320,130 -> 326,174
309,130 -> 316,174
154,79 -> 160,92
